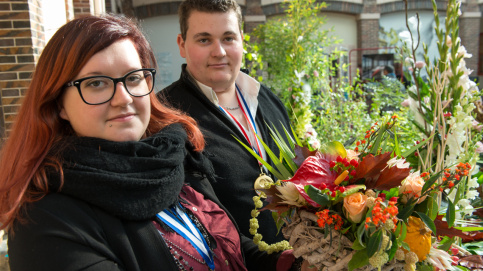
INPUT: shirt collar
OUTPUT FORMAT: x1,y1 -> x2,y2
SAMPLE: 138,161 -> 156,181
188,69 -> 261,107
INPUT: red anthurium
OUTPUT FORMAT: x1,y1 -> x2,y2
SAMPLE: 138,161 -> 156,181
286,152 -> 338,207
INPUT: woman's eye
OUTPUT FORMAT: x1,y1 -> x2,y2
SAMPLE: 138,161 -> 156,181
85,79 -> 109,88
126,75 -> 142,83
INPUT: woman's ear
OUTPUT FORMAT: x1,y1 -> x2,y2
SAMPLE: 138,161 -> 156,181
57,97 -> 69,121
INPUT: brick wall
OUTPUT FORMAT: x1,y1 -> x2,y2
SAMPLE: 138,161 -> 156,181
460,15 -> 480,73
0,0 -> 43,139
73,0 -> 92,18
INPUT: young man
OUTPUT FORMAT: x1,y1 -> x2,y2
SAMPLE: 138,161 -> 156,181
158,0 -> 293,256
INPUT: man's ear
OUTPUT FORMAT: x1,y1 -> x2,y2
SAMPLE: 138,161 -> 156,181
177,34 -> 186,58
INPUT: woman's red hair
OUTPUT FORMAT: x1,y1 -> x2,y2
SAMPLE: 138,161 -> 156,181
0,14 -> 204,231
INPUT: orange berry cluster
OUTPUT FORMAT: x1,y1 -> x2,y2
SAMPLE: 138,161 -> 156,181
354,139 -> 367,152
440,163 -> 471,190
365,197 -> 398,230
316,209 -> 344,231
422,163 -> 473,192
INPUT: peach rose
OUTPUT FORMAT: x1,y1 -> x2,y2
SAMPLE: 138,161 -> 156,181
343,192 -> 368,223
399,171 -> 426,203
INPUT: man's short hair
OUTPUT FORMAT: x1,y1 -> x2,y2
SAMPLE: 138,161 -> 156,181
384,65 -> 394,74
178,0 -> 243,41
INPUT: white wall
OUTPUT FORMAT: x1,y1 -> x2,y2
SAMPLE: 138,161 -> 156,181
141,15 -> 184,90
133,0 -> 245,8
141,12 -> 358,89
379,11 -> 441,66
41,0 -> 68,43
322,12 -> 357,51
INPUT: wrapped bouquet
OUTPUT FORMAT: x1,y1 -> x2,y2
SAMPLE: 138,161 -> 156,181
239,115 -> 479,271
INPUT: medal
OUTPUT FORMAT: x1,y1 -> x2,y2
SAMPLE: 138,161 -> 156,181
220,85 -> 274,197
254,167 -> 274,198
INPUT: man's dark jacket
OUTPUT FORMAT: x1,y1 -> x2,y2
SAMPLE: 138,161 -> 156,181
158,65 -> 293,244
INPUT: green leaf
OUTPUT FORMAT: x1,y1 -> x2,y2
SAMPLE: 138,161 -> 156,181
324,141 -> 347,157
402,133 -> 436,158
446,200 -> 456,228
401,241 -> 410,251
351,238 -> 365,251
397,201 -> 415,220
281,123 -> 296,150
348,249 -> 369,271
415,211 -> 437,234
422,170 -> 442,193
393,132 -> 401,157
428,193 -> 439,221
438,236 -> 454,251
265,125 -> 298,173
256,134 -> 293,179
371,125 -> 386,155
454,226 -> 483,232
367,230 -> 383,257
398,222 -> 407,242
305,185 -> 330,207
357,221 -> 366,248
341,185 -> 366,197
233,136 -> 284,180
454,179 -> 465,206
388,233 -> 398,260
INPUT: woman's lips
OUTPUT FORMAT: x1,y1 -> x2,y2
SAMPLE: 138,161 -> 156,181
108,113 -> 135,122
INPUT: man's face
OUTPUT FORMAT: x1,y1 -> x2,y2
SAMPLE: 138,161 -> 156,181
178,10 -> 243,93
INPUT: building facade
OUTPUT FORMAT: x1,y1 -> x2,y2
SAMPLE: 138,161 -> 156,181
0,0 -> 481,140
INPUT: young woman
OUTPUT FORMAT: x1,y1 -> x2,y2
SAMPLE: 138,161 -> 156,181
0,14 -> 298,271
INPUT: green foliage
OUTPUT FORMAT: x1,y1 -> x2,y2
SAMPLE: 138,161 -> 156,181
245,0 -> 373,144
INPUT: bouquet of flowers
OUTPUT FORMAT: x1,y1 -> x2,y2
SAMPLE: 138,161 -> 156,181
239,115 -> 481,271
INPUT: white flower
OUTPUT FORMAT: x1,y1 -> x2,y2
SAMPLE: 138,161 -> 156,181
401,99 -> 410,107
457,45 -> 473,58
458,199 -> 471,208
468,177 -> 479,189
399,31 -> 414,49
476,141 -> 483,154
466,189 -> 479,200
276,182 -> 307,207
446,35 -> 452,47
294,70 -> 305,83
405,57 -> 414,66
297,36 -> 303,42
428,246 -> 457,270
408,16 -> 420,30
387,157 -> 410,169
415,61 -> 426,69
309,138 -> 320,150
407,96 -> 428,129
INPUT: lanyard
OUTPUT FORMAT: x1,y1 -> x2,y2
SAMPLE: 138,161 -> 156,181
219,85 -> 264,161
157,204 -> 215,270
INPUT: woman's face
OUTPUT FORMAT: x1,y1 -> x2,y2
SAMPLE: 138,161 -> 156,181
60,39 -> 151,142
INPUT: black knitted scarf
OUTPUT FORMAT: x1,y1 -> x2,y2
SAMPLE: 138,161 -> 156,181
48,123 -> 214,220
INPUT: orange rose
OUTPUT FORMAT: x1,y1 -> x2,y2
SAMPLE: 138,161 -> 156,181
343,192 -> 368,223
399,171 -> 426,203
